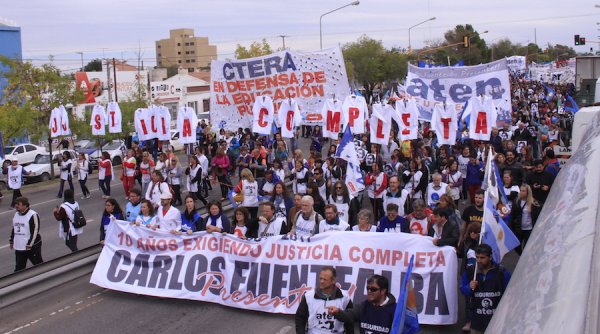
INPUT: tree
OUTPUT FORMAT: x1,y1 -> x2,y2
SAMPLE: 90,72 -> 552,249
83,59 -> 102,72
426,24 -> 489,65
234,39 -> 274,59
343,36 -> 388,103
0,56 -> 82,177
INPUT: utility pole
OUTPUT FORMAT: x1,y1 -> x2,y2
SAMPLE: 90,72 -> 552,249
113,58 -> 118,102
105,59 -> 112,102
278,35 -> 288,49
76,52 -> 83,71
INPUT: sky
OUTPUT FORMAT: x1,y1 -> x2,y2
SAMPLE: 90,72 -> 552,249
2,0 -> 599,71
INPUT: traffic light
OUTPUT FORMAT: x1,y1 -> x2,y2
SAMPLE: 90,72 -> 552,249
463,35 -> 469,48
580,37 -> 586,45
575,34 -> 580,45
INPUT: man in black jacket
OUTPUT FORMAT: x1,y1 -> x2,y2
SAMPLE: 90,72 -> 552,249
327,275 -> 396,334
525,160 -> 554,205
429,207 -> 459,248
295,267 -> 354,334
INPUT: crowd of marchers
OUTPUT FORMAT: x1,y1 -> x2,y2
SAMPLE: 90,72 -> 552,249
6,74 -> 573,333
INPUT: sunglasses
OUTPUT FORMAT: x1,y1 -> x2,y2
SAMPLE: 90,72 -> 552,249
367,287 -> 381,293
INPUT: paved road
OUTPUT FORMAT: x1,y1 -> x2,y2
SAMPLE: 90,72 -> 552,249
0,151 -> 233,277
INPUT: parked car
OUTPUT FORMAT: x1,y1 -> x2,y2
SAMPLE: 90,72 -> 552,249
89,140 -> 126,168
170,130 -> 185,152
1,144 -> 47,166
24,149 -> 81,183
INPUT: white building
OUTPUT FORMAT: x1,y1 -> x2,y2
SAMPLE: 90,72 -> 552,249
149,68 -> 210,122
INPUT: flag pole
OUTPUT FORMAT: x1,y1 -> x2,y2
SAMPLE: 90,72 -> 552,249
473,147 -> 493,282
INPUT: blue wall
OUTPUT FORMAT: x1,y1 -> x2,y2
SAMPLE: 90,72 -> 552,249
0,25 -> 22,96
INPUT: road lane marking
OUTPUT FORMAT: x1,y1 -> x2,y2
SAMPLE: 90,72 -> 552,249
0,181 -> 121,216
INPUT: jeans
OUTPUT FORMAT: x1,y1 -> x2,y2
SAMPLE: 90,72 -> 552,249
58,177 -> 74,197
99,175 -> 112,196
79,177 -> 90,196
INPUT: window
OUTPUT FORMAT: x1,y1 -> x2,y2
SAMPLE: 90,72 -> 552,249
191,59 -> 195,62
15,146 -> 24,154
157,53 -> 161,57
190,42 -> 195,46
185,60 -> 190,63
25,145 -> 36,152
188,101 -> 198,113
185,42 -> 189,46
185,51 -> 189,54
190,50 -> 195,54
177,43 -> 181,46
158,61 -> 162,66
157,45 -> 161,48
203,99 -> 210,112
177,51 -> 181,55
178,60 -> 182,63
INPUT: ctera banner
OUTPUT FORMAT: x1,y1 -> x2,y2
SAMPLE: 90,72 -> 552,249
405,59 -> 512,125
91,221 -> 458,325
210,47 -> 350,131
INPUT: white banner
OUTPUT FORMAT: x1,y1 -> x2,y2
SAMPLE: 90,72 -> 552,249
150,81 -> 183,102
210,47 -> 350,131
528,62 -> 575,84
91,221 -> 458,325
405,59 -> 512,125
505,56 -> 526,75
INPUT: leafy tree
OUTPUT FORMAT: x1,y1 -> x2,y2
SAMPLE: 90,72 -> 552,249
420,24 -> 488,65
83,58 -> 102,72
0,56 -> 82,176
342,36 -> 388,103
234,39 -> 274,59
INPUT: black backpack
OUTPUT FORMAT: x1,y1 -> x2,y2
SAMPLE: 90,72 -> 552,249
64,203 -> 87,228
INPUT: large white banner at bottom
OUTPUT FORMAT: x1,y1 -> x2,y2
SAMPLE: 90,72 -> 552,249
91,221 -> 458,325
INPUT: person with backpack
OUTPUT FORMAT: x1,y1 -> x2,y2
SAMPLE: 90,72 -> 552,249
290,196 -> 323,238
53,189 -> 83,252
460,244 -> 512,333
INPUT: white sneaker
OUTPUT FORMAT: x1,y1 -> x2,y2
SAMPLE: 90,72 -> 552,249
81,196 -> 86,199
85,194 -> 91,199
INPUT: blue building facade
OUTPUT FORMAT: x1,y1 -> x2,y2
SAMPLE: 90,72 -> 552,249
0,24 -> 22,96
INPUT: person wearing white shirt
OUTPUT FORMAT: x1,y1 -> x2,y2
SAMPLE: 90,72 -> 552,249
257,202 -> 287,237
77,152 -> 91,199
57,151 -> 74,198
156,192 -> 181,233
319,204 -> 350,233
145,171 -> 171,209
427,173 -> 449,208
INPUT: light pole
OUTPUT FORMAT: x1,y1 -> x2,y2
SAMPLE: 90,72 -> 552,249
76,51 -> 84,71
320,1 -> 360,50
408,17 -> 436,53
489,36 -> 507,61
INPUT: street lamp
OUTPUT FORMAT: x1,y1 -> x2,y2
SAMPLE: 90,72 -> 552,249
320,1 -> 360,50
408,17 -> 436,53
76,52 -> 84,71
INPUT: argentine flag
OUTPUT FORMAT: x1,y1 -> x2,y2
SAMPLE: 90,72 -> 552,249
335,126 -> 365,196
481,150 -> 520,262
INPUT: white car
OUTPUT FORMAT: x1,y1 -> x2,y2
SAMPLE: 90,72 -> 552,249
89,140 -> 127,167
2,144 -> 47,166
24,150 -> 80,183
170,130 -> 185,152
